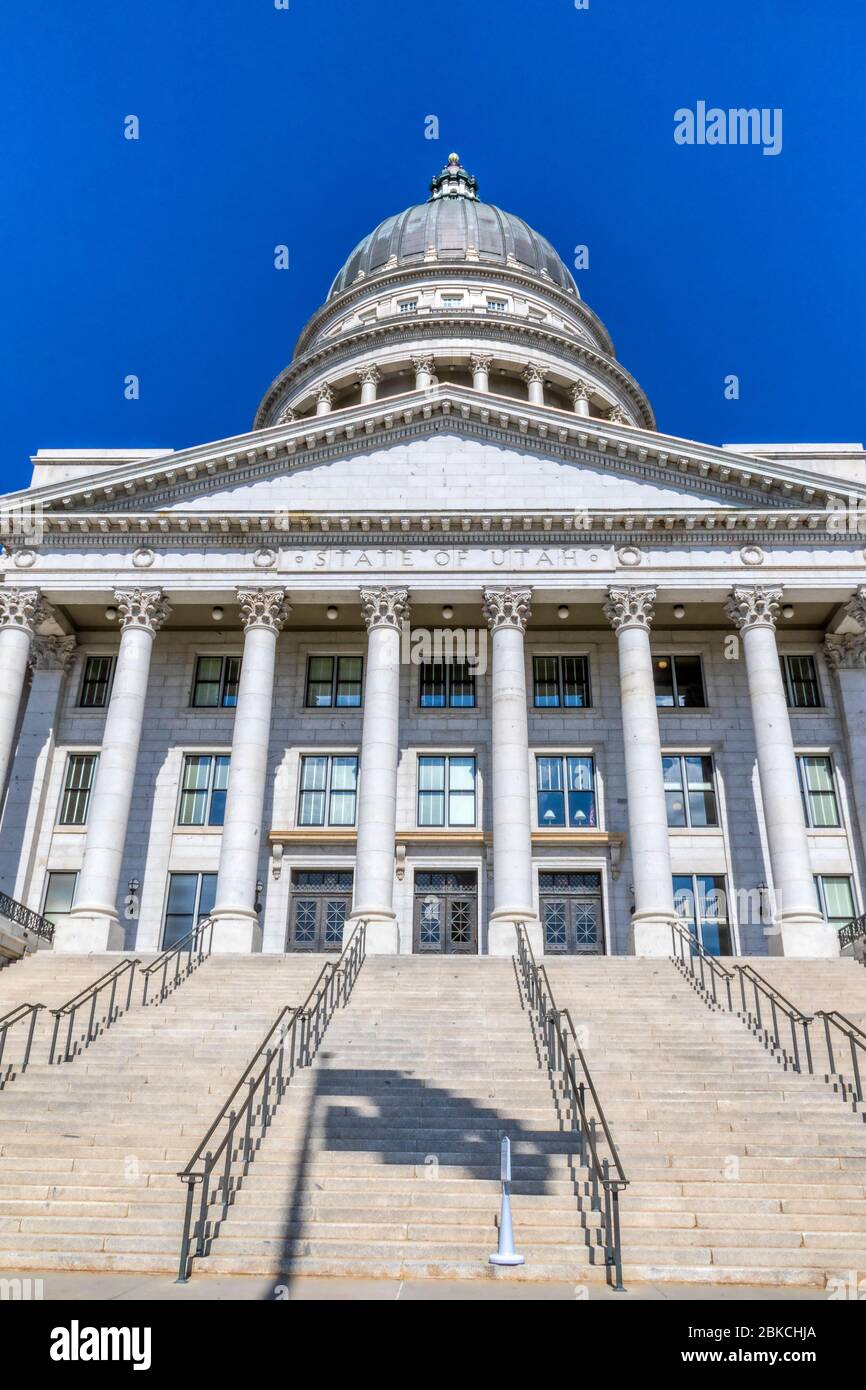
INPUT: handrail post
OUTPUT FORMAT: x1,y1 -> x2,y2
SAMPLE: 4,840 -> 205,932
175,1178 -> 198,1284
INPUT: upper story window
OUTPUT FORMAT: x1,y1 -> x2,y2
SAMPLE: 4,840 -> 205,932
398,299 -> 418,314
781,654 -> 821,708
417,755 -> 476,827
487,298 -> 507,312
78,655 -> 114,708
441,294 -> 463,307
663,754 -> 718,827
192,655 -> 241,709
58,754 -> 98,826
178,754 -> 230,828
653,655 -> 706,708
533,655 -> 591,708
797,754 -> 840,828
298,755 -> 359,827
814,874 -> 855,928
163,872 -> 217,951
305,655 -> 363,708
536,755 -> 596,828
419,662 -> 476,709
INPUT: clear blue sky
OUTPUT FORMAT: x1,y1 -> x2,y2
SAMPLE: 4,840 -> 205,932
1,0 -> 863,493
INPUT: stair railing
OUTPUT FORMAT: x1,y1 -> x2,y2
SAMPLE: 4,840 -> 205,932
838,914 -> 866,956
48,958 -> 139,1064
0,889 -> 55,945
515,924 -> 628,1290
734,964 -> 813,1075
814,1010 -> 866,1107
670,921 -> 734,1011
0,1003 -> 44,1089
141,916 -> 215,1006
175,921 -> 367,1283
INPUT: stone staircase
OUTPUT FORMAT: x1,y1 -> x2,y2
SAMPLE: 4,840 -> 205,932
0,952 -> 139,1068
545,956 -> 866,1287
0,954 -> 332,1274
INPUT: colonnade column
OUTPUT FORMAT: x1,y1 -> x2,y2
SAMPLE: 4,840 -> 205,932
0,589 -> 48,807
348,587 -> 409,953
210,588 -> 290,953
726,585 -> 835,957
59,589 -> 171,953
482,587 -> 542,956
412,355 -> 435,391
604,586 -> 678,957
824,589 -> 866,919
359,366 -> 380,405
524,363 -> 545,406
470,353 -> 491,392
315,385 -> 333,417
571,380 -> 591,417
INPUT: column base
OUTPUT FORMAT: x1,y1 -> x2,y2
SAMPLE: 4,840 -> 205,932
209,911 -> 262,954
54,912 -> 126,954
347,911 -> 399,955
488,913 -> 543,958
629,912 -> 680,959
767,914 -> 840,959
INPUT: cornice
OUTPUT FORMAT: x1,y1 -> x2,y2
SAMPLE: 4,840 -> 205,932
253,314 -> 655,430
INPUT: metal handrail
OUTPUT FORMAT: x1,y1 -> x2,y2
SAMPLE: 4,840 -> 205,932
670,921 -> 734,1011
175,921 -> 367,1282
48,958 -> 139,1064
0,889 -> 54,944
515,925 -> 627,1290
0,1003 -> 44,1088
815,1010 -> 866,1107
839,914 -> 866,952
735,964 -> 814,1075
141,916 -> 214,1006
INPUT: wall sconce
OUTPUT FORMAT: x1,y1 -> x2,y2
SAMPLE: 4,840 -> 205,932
557,605 -> 569,620
326,606 -> 339,620
782,604 -> 794,620
105,606 -> 118,621
255,880 -> 264,914
128,879 -> 140,895
211,606 -> 224,622
673,604 -> 686,619
441,605 -> 454,620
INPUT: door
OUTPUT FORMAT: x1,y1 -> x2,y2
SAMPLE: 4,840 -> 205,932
288,870 -> 353,952
413,870 -> 478,954
538,871 -> 604,955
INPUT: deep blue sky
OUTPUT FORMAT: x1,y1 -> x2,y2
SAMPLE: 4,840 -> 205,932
1,0 -> 863,493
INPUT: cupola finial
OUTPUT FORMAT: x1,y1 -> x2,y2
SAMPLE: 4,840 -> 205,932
429,152 -> 478,202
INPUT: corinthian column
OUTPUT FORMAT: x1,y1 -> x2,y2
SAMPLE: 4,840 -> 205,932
348,586 -> 409,954
482,587 -> 542,956
211,589 -> 289,953
524,363 -> 545,406
412,355 -> 435,391
571,380 -> 591,417
359,365 -> 380,405
726,586 -> 834,957
605,587 -> 678,957
470,353 -> 492,392
0,589 -> 50,805
824,589 -> 866,887
60,589 -> 171,953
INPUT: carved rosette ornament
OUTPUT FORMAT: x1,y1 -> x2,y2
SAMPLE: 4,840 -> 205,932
724,586 -> 783,633
0,588 -> 49,636
114,589 -> 172,634
29,635 -> 77,673
604,587 -> 656,634
237,588 -> 290,634
359,587 -> 410,632
482,587 -> 532,634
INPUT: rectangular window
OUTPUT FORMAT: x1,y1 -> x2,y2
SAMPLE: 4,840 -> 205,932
43,871 -> 78,921
487,299 -> 507,312
532,655 -> 591,708
536,755 -> 597,829
78,656 -> 113,708
653,654 -> 706,708
58,754 -> 98,826
441,295 -> 463,307
398,299 -> 418,314
419,662 -> 476,709
297,755 -> 359,827
814,874 -> 856,928
797,755 -> 840,828
191,655 -> 241,709
177,754 -> 230,827
305,655 -> 363,708
162,872 -> 217,951
663,754 -> 718,828
673,873 -> 731,955
781,654 -> 821,708
417,755 -> 477,828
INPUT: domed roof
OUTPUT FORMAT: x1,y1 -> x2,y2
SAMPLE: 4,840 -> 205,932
328,153 -> 578,300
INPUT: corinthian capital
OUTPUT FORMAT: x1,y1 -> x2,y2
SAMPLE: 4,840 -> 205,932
0,588 -> 51,636
842,586 -> 866,632
523,362 -> 546,385
411,355 -> 435,375
237,588 -> 290,633
29,635 -> 77,672
115,589 -> 172,634
823,633 -> 866,671
604,586 -> 656,634
482,587 -> 532,634
725,586 -> 782,633
359,587 -> 410,632
359,365 -> 381,386
571,379 -> 590,402
469,353 -> 492,373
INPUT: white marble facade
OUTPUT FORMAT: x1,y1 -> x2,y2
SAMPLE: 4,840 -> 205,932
1,154 -> 865,961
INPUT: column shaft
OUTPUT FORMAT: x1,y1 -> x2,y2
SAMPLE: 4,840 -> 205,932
0,590 -> 46,805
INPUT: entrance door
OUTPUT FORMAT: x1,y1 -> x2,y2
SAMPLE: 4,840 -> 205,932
413,870 -> 477,954
288,870 -> 353,952
538,871 -> 605,955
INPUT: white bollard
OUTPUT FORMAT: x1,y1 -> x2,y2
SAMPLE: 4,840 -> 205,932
489,1135 -> 525,1267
